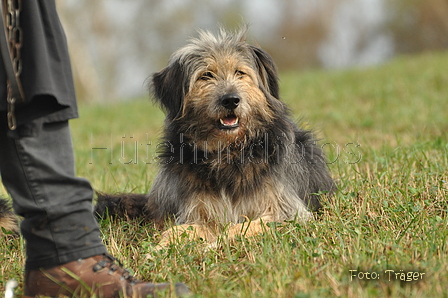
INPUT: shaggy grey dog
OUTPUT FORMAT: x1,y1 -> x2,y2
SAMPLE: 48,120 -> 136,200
96,28 -> 335,244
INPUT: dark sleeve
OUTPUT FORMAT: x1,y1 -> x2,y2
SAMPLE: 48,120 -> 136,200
0,0 -> 79,124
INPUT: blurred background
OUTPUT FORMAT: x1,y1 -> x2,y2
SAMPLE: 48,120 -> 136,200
57,0 -> 448,103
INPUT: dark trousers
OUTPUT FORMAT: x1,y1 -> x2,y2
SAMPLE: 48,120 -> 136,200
0,116 -> 106,270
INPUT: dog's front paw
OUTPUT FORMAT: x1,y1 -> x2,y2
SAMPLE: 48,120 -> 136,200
156,224 -> 217,249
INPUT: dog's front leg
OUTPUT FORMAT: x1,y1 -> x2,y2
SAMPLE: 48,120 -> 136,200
157,224 -> 217,248
225,215 -> 274,241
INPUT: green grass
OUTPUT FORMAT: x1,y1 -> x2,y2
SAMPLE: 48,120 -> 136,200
1,51 -> 448,297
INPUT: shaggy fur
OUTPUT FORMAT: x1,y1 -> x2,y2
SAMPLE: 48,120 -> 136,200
96,28 -> 335,244
0,197 -> 19,235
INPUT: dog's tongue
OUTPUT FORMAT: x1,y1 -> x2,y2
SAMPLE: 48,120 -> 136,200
221,116 -> 238,126
223,117 -> 237,125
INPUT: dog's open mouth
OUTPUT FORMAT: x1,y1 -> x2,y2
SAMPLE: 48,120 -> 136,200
218,115 -> 239,130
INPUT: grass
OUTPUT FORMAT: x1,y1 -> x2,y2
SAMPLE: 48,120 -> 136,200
1,51 -> 448,297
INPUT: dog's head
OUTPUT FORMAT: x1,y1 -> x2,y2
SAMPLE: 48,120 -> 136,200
151,27 -> 285,149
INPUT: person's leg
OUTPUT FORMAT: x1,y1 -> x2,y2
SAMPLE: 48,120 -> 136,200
0,117 -> 107,270
0,116 -> 190,297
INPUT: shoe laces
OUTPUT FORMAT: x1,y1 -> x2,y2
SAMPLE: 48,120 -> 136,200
92,253 -> 136,283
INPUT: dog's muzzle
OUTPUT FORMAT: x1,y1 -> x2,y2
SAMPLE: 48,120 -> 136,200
218,93 -> 240,130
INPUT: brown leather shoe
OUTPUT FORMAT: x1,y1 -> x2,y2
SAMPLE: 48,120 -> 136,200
24,254 -> 190,297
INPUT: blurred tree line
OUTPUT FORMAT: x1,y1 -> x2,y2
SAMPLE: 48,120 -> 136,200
388,0 -> 448,53
57,0 -> 448,102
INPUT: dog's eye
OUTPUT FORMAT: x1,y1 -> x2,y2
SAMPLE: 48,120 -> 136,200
235,70 -> 246,78
200,72 -> 214,81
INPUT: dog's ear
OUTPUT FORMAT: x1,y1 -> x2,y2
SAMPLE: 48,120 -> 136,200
151,61 -> 186,120
250,46 -> 279,99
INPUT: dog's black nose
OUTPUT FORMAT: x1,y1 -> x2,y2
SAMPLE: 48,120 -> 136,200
220,94 -> 240,110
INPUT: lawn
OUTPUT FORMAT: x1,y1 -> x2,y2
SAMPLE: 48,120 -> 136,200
1,51 -> 447,297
